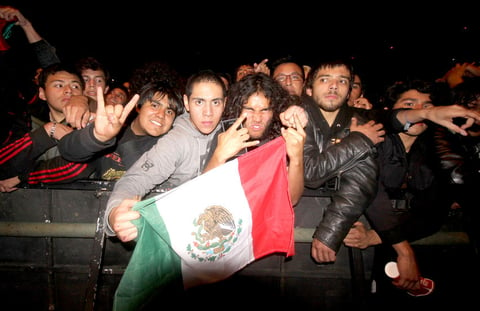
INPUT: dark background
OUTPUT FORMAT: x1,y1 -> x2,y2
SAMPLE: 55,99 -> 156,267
4,1 -> 480,99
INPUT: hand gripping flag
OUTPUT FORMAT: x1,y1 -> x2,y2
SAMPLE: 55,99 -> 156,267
113,137 -> 295,311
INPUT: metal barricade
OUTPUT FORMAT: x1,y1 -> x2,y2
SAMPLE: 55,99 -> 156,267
0,181 -> 471,310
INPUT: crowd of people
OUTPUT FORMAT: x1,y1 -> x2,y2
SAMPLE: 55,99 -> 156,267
1,5 -> 480,309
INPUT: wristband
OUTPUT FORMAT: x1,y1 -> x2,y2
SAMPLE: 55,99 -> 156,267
403,120 -> 412,132
49,122 -> 57,139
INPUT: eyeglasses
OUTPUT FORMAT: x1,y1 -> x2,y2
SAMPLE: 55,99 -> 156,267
274,74 -> 303,83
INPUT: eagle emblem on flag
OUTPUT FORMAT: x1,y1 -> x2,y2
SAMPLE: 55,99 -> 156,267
187,205 -> 242,262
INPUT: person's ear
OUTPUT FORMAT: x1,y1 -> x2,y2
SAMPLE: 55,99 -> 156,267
38,87 -> 47,101
183,94 -> 189,112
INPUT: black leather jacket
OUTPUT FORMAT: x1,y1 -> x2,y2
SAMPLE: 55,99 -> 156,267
303,97 -> 379,252
434,125 -> 480,208
367,131 -> 449,245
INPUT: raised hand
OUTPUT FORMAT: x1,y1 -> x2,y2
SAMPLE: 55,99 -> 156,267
282,112 -> 306,162
281,112 -> 306,205
280,105 -> 308,128
92,86 -> 138,142
203,114 -> 259,173
253,58 -> 270,76
424,105 -> 480,136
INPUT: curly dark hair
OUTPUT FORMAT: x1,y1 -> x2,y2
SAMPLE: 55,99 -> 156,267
128,60 -> 184,96
452,76 -> 480,108
223,72 -> 294,142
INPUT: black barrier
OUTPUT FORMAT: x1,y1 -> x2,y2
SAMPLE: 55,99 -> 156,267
0,181 -> 471,311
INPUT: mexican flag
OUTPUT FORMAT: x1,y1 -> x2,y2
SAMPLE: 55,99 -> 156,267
113,137 -> 295,311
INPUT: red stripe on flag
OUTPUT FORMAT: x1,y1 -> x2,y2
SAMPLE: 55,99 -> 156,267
237,137 -> 295,259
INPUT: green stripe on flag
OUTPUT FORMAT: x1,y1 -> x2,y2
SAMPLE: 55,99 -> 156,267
113,197 -> 183,311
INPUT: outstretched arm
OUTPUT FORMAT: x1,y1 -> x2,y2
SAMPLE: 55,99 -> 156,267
0,6 -> 60,67
0,6 -> 41,43
58,87 -> 138,162
396,105 -> 480,136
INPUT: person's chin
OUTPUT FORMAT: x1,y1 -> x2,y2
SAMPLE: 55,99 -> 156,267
249,133 -> 264,140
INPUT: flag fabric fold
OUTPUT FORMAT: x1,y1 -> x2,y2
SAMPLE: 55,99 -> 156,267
113,136 -> 295,311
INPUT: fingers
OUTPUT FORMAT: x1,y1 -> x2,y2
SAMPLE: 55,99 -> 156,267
350,117 -> 358,128
282,107 -> 308,128
244,140 -> 260,149
110,198 -> 142,242
449,124 -> 468,136
0,185 -> 18,193
254,58 -> 268,67
230,113 -> 247,131
294,112 -> 305,132
81,111 -> 92,128
119,94 -> 139,123
254,59 -> 270,75
96,86 -> 105,115
460,117 -> 475,131
352,221 -> 362,228
117,226 -> 139,243
282,113 -> 306,138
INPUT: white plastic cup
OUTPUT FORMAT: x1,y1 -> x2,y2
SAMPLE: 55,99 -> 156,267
385,261 -> 400,279
384,261 -> 434,296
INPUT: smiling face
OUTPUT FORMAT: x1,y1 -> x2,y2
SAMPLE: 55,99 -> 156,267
132,92 -> 176,137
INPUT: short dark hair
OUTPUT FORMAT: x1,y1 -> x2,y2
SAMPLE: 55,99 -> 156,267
184,69 -> 227,98
75,56 -> 110,84
136,81 -> 184,116
383,79 -> 439,108
270,55 -> 305,79
38,62 -> 84,89
306,59 -> 355,92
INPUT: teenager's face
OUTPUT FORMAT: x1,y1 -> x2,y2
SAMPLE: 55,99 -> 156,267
393,89 -> 433,136
133,92 -> 176,137
82,69 -> 109,100
184,81 -> 225,135
39,71 -> 84,114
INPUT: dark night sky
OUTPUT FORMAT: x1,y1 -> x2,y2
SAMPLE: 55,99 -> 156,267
5,1 -> 480,98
